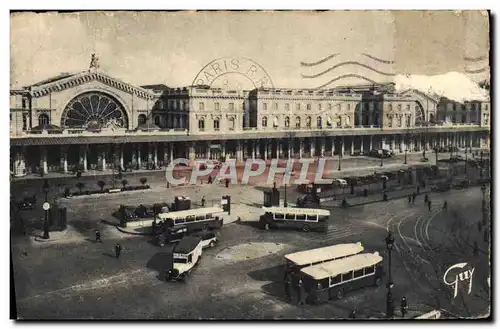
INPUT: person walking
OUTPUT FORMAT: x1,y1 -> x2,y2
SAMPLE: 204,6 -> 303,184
428,200 -> 432,211
201,196 -> 206,207
408,195 -> 412,204
424,194 -> 429,204
443,201 -> 448,210
115,243 -> 122,259
95,230 -> 102,243
349,309 -> 357,319
412,192 -> 417,203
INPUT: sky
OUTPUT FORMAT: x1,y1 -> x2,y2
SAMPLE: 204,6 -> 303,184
10,11 -> 490,90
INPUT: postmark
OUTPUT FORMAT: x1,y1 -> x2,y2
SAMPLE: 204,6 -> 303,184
192,56 -> 274,89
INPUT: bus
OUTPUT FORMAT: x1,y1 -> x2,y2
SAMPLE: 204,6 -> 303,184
284,242 -> 364,279
298,252 -> 384,304
158,206 -> 225,233
259,206 -> 330,232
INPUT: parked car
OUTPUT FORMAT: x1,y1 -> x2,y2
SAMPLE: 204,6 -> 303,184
192,231 -> 218,248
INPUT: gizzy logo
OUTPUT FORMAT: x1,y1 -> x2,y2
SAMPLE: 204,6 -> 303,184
443,262 -> 475,299
192,57 -> 274,89
300,53 -> 396,90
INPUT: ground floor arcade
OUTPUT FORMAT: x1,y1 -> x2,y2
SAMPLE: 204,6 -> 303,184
10,131 -> 490,177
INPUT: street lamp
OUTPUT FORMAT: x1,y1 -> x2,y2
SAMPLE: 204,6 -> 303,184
385,231 -> 395,318
338,151 -> 342,171
284,183 -> 288,207
404,148 -> 408,165
42,179 -> 50,239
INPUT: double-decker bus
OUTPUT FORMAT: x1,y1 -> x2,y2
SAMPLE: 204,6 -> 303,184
158,206 -> 225,233
284,242 -> 364,279
299,252 -> 384,304
259,206 -> 330,232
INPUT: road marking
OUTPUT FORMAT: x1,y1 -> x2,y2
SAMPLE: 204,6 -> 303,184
18,269 -> 151,303
397,211 -> 419,252
425,206 -> 442,241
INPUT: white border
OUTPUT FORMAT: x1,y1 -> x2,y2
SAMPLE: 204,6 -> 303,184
3,2 -> 497,329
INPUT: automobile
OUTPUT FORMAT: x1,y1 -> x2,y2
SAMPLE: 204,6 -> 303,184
166,236 -> 203,282
192,231 -> 218,248
332,179 -> 348,187
453,180 -> 470,189
156,225 -> 188,247
117,205 -> 140,220
430,182 -> 451,192
420,157 -> 430,162
381,149 -> 395,157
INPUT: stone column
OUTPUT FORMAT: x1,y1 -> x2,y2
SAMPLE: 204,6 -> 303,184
469,133 -> 473,148
320,138 -> 325,157
331,137 -> 335,156
119,144 -> 124,169
350,137 -> 354,155
277,141 -> 282,159
341,137 -> 345,156
369,135 -> 373,151
255,141 -> 260,159
60,145 -> 68,174
153,143 -> 158,167
98,145 -> 106,171
264,143 -> 268,161
169,143 -> 174,163
13,146 -> 26,177
221,141 -> 226,161
148,143 -> 154,167
137,145 -> 142,169
188,142 -> 196,162
310,138 -> 316,157
287,139 -> 292,159
236,140 -> 243,163
299,138 -> 303,158
163,143 -> 169,165
207,142 -> 211,160
80,145 -> 88,172
131,144 -> 137,168
40,146 -> 48,174
252,141 -> 256,159
360,136 -> 364,154
400,136 -> 404,153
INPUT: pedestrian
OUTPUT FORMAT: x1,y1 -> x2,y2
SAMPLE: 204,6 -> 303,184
443,201 -> 448,210
383,192 -> 388,202
349,309 -> 356,319
115,243 -> 122,259
284,274 -> 292,301
408,195 -> 412,204
416,186 -> 420,194
225,179 -> 229,188
297,278 -> 306,306
412,192 -> 417,203
201,196 -> 206,207
428,200 -> 432,211
208,176 -> 212,184
424,194 -> 429,204
95,229 -> 102,243
473,241 -> 479,256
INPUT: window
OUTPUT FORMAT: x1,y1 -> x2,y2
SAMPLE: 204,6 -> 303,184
154,115 -> 161,126
364,266 -> 375,275
214,119 -> 220,131
406,104 -> 411,111
318,104 -> 322,111
461,114 -> 466,124
317,116 -> 322,128
397,104 -> 402,111
198,118 -> 205,131
175,218 -> 185,224
22,114 -> 27,130
183,100 -> 188,111
387,115 -> 393,127
262,116 -> 268,127
347,104 -> 351,111
398,115 -> 403,127
187,254 -> 193,263
285,103 -> 290,111
485,104 -> 489,111
337,115 -> 342,127
453,103 -> 457,111
229,103 -> 234,111
388,104 -> 393,111
263,103 -> 268,111
273,116 -> 279,128
295,116 -> 301,128
274,213 -> 284,219
353,269 -> 364,278
296,214 -> 306,221
341,271 -> 353,281
274,103 -> 278,111
406,115 -> 411,127
205,214 -> 212,219
214,102 -> 220,111
285,213 -> 295,220
305,215 -> 317,222
10,113 -> 12,121
296,104 -> 301,111
169,100 -> 173,109
36,113 -> 50,127
196,216 -> 204,221
285,116 -> 290,128
199,102 -> 205,111
185,216 -> 195,223
307,104 -> 311,111
228,117 -> 235,130
330,275 -> 341,285
137,114 -> 147,126
306,116 -> 311,128
176,100 -> 180,110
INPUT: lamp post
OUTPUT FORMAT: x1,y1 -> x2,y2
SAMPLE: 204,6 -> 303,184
404,148 -> 408,165
284,183 -> 288,207
42,179 -> 50,239
385,231 -> 395,318
338,150 -> 342,171
380,152 -> 384,167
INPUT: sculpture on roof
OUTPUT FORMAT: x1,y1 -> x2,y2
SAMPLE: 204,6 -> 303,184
89,53 -> 100,72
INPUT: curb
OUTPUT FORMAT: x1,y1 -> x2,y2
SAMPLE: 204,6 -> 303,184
115,224 -> 153,236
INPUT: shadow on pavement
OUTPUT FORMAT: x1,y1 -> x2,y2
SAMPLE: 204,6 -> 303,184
146,252 -> 173,273
102,252 -> 116,258
247,264 -> 284,282
260,281 -> 289,304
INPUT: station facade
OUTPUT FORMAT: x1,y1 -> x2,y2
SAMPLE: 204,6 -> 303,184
10,68 -> 491,177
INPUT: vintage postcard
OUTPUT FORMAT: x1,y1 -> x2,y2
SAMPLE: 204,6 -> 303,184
10,10 -> 491,320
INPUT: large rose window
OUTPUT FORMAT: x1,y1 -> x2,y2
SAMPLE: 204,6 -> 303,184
61,92 -> 128,129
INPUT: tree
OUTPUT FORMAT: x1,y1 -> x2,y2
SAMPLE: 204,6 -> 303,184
76,182 -> 85,193
97,180 -> 106,192
121,179 -> 128,189
140,177 -> 147,186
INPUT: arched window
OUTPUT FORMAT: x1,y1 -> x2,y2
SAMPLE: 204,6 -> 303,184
306,104 -> 311,111
345,115 -> 351,126
273,116 -> 279,128
262,116 -> 268,127
387,115 -> 393,127
198,118 -> 205,131
295,116 -> 301,128
398,115 -> 403,127
326,116 -> 332,128
38,114 -> 49,126
461,114 -> 466,124
137,114 -> 147,126
317,116 -> 322,128
22,114 -> 27,130
154,115 -> 161,127
263,103 -> 268,111
406,115 -> 411,127
306,116 -> 311,128
228,117 -> 235,130
337,115 -> 342,127
388,104 -> 393,112
214,118 -> 220,131
429,113 -> 435,123
284,116 -> 290,128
